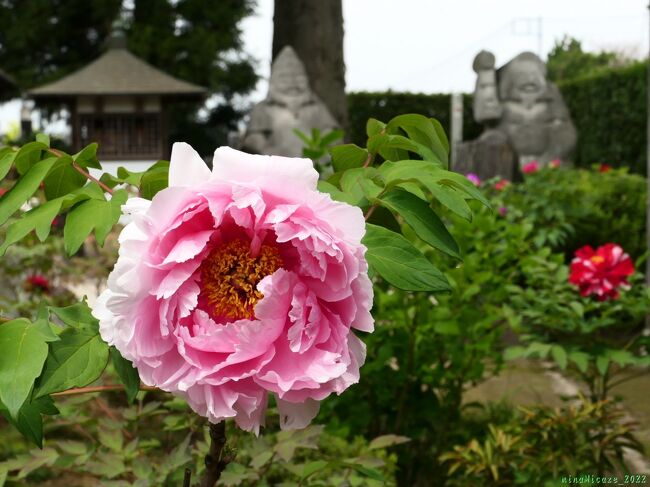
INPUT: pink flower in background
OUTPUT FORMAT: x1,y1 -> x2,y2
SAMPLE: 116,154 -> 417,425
568,244 -> 634,301
522,161 -> 539,174
599,164 -> 612,173
494,179 -> 510,191
549,159 -> 561,169
466,173 -> 481,186
93,144 -> 373,432
498,206 -> 508,217
0,188 -> 6,197
25,274 -> 50,293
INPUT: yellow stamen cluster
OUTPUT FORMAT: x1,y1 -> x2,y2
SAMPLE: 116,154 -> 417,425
590,255 -> 605,264
200,239 -> 283,320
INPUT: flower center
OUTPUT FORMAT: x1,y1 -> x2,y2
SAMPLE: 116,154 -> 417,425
199,239 -> 283,320
590,255 -> 605,264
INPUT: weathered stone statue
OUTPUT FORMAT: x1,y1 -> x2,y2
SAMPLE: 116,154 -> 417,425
241,46 -> 339,158
472,50 -> 576,167
457,50 -> 577,178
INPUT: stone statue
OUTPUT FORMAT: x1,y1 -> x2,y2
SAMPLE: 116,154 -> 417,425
241,46 -> 339,158
471,50 -> 576,167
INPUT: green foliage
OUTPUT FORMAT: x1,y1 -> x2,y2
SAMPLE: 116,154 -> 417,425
347,92 -> 482,149
558,62 -> 647,174
500,166 -> 646,259
547,36 -> 626,83
441,397 -> 643,486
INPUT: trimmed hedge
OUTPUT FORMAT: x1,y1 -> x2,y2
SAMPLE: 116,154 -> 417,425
348,63 -> 647,174
347,92 -> 482,147
559,62 -> 647,175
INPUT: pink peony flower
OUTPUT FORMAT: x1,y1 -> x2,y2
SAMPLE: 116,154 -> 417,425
522,161 -> 539,174
494,179 -> 510,191
0,188 -> 6,197
466,173 -> 481,187
568,243 -> 634,301
549,159 -> 561,169
93,144 -> 373,432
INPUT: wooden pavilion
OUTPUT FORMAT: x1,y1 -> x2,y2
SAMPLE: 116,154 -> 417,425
28,33 -> 206,161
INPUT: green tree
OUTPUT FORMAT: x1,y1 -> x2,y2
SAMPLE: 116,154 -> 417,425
0,0 -> 257,152
547,35 -> 627,83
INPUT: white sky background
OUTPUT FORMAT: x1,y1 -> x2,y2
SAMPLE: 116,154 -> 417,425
0,0 -> 648,134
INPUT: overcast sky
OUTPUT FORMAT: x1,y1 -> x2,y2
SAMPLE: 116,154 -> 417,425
1,0 -> 647,134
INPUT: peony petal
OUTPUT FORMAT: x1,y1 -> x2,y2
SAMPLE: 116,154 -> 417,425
169,142 -> 212,188
276,397 -> 320,430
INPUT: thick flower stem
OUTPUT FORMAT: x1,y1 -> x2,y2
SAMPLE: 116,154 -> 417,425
199,422 -> 231,487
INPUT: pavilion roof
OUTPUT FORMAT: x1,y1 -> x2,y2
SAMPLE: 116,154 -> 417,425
28,40 -> 207,99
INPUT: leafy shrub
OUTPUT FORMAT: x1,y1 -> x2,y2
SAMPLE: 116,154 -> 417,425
559,62 -> 647,174
441,397 -> 643,486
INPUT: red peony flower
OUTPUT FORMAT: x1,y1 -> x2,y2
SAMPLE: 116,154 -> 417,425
0,188 -> 7,197
494,179 -> 510,191
599,164 -> 612,173
25,274 -> 51,293
549,159 -> 561,169
522,161 -> 539,174
568,244 -> 634,301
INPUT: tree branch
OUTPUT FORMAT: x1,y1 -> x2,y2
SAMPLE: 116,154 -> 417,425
200,422 -> 232,487
51,384 -> 159,396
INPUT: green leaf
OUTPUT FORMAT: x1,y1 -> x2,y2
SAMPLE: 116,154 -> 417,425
596,355 -> 610,376
14,141 -> 49,175
368,434 -> 410,450
349,464 -> 385,481
569,351 -> 590,373
0,319 -> 49,418
362,223 -> 450,292
330,144 -> 369,172
139,161 -> 169,199
42,155 -> 86,200
0,157 -> 57,226
0,149 -> 17,180
73,143 -> 101,169
379,188 -> 461,259
116,166 -> 144,186
34,327 -> 109,398
551,345 -> 568,369
49,300 -> 99,332
504,346 -> 527,361
320,129 -> 344,146
0,199 -> 62,256
366,118 -> 386,138
110,347 -> 140,404
386,114 -> 448,167
340,167 -> 383,203
0,395 -> 58,448
35,133 -> 50,147
63,189 -> 127,254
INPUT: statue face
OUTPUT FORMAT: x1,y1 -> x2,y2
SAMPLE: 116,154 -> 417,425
508,60 -> 546,98
273,69 -> 310,97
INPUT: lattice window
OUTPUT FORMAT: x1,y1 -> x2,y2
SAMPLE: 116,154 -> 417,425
78,113 -> 162,159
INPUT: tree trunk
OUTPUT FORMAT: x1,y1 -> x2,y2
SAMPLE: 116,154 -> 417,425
272,0 -> 348,129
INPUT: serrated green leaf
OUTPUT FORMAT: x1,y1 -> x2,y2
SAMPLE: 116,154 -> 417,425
330,144 -> 369,172
110,347 -> 140,404
35,327 -> 109,398
379,188 -> 460,259
0,319 -> 49,418
362,223 -> 450,292
0,157 -> 57,226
